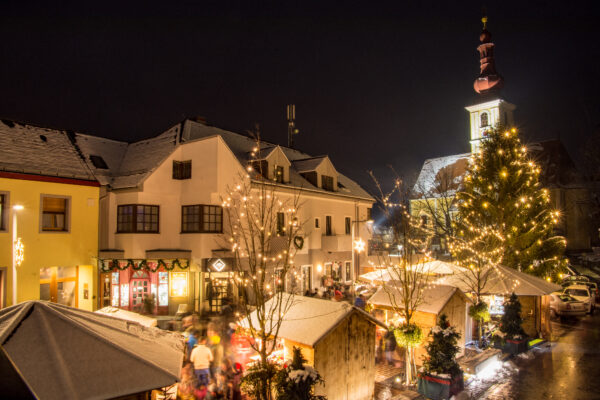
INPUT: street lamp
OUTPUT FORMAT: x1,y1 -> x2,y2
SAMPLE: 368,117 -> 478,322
12,204 -> 24,305
351,218 -> 372,283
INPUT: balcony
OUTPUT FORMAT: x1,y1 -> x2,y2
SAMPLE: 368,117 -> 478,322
321,234 -> 352,252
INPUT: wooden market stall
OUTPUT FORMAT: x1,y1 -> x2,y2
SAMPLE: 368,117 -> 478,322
241,294 -> 386,400
368,284 -> 473,362
435,264 -> 562,339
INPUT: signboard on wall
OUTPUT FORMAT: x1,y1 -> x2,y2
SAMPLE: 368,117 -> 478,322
203,258 -> 235,273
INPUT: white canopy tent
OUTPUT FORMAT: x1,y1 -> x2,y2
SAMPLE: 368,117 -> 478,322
434,263 -> 562,296
358,260 -> 456,284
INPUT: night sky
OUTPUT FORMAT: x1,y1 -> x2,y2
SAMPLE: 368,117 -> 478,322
1,1 -> 599,191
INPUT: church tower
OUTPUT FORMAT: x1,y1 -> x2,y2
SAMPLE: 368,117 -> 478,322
465,16 -> 515,153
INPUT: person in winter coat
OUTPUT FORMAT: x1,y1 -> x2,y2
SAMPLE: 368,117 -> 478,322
190,337 -> 213,386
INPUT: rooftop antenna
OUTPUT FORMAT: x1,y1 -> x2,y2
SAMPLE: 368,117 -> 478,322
287,104 -> 299,148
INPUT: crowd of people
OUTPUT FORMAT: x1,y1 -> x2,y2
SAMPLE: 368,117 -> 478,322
177,316 -> 244,400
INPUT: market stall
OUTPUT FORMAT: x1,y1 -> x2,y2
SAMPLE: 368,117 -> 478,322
434,263 -> 562,338
239,294 -> 386,400
368,284 -> 472,361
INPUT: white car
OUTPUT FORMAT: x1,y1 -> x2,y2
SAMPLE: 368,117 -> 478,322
548,292 -> 587,318
563,285 -> 594,314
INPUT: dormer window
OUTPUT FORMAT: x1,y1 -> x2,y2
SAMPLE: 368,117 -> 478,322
173,160 -> 192,180
322,175 -> 335,191
274,165 -> 284,183
480,112 -> 489,127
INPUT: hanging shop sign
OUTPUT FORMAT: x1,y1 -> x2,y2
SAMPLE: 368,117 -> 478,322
204,258 -> 235,273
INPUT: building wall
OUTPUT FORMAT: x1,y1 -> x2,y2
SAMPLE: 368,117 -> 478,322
0,177 -> 99,307
313,312 -> 376,400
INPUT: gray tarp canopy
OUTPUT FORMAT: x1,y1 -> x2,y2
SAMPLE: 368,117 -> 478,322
434,263 -> 562,296
0,301 -> 184,400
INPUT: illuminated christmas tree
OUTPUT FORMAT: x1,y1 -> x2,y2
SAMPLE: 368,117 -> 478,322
455,126 -> 566,279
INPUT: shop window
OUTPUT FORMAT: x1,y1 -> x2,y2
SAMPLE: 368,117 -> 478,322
120,284 -> 129,307
277,212 -> 285,236
325,216 -> 333,236
274,165 -> 284,183
0,193 -> 7,231
158,272 -> 169,306
181,204 -> 223,233
170,272 -> 189,297
41,196 -> 69,232
117,204 -> 159,233
345,217 -> 351,235
322,175 -> 335,191
173,160 -> 192,180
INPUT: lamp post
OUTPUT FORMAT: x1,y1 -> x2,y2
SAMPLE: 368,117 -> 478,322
12,204 -> 24,305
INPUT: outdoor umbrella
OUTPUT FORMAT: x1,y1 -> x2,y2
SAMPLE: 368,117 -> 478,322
0,301 -> 184,400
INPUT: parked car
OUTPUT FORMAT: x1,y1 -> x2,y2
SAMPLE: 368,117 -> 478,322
562,277 -> 600,304
549,292 -> 587,318
563,285 -> 594,314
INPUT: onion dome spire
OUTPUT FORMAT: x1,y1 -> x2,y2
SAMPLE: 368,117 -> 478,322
473,15 -> 504,94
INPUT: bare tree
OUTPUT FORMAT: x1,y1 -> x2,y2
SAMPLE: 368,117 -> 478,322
222,133 -> 303,400
369,172 -> 435,385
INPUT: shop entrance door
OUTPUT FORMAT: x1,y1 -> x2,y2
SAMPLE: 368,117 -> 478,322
39,266 -> 78,307
207,273 -> 232,313
130,270 -> 150,312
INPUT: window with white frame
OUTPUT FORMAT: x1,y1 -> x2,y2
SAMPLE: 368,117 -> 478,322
41,195 -> 69,232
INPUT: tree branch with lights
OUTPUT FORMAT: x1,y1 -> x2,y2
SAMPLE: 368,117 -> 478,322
222,130 -> 303,400
369,171 -> 436,386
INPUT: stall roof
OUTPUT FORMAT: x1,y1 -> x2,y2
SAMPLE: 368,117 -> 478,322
240,294 -> 385,347
434,264 -> 562,296
368,284 -> 470,314
0,301 -> 184,400
359,261 -> 455,284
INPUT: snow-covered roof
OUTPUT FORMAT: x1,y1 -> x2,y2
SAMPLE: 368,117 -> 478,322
291,156 -> 327,173
95,306 -> 158,327
0,301 -> 183,400
0,119 -> 96,181
368,284 -> 468,314
240,294 -> 384,347
434,263 -> 562,296
358,261 -> 456,283
413,153 -> 470,198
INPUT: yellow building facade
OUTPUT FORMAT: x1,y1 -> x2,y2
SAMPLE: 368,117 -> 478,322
0,173 -> 99,310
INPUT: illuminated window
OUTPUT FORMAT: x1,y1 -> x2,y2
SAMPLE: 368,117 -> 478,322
158,272 -> 169,306
170,272 -> 189,297
480,112 -> 489,127
41,195 -> 69,231
120,284 -> 129,307
117,204 -> 159,233
274,165 -> 284,183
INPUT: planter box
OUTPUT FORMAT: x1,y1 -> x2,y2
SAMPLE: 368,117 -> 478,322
417,372 -> 464,400
503,338 -> 528,354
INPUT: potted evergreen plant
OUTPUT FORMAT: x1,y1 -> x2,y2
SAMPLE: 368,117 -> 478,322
417,314 -> 464,400
274,347 -> 326,400
499,293 -> 528,354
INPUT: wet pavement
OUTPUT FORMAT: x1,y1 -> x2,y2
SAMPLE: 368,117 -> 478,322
478,312 -> 600,399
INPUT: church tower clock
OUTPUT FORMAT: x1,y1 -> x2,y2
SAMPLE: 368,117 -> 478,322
465,16 -> 516,153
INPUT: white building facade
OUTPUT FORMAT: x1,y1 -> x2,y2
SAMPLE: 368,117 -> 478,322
76,119 -> 374,315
